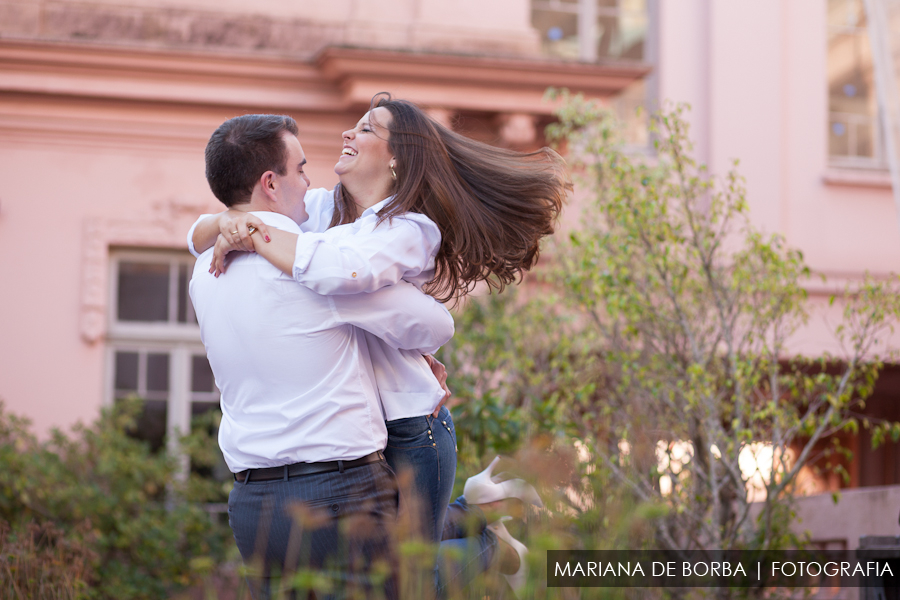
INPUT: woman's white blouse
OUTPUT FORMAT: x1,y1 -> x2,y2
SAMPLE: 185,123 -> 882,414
293,190 -> 441,294
186,188 -> 448,421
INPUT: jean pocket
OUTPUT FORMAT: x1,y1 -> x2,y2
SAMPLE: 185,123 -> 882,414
437,409 -> 457,448
386,416 -> 432,446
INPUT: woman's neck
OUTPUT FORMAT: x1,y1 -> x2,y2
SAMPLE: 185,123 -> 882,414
343,180 -> 392,219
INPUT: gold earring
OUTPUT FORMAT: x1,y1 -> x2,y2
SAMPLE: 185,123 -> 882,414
390,164 -> 397,181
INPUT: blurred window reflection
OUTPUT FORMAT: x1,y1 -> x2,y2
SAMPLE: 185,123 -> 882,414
115,256 -> 196,324
532,0 -> 653,148
531,0 -> 647,62
827,0 -> 887,168
113,349 -> 170,452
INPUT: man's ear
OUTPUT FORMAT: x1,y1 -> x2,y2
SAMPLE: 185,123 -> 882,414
260,171 -> 278,201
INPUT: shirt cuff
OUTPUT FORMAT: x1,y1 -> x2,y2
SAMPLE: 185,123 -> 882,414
292,232 -> 323,277
186,214 -> 213,258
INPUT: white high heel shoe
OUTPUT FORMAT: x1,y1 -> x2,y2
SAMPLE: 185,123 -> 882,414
463,456 -> 543,508
488,516 -> 528,595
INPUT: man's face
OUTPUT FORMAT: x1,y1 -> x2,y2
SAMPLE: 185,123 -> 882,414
274,131 -> 311,224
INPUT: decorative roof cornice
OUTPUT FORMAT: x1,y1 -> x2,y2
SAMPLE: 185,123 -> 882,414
317,45 -> 651,113
0,39 -> 650,114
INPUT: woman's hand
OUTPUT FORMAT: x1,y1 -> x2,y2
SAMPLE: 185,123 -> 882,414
209,234 -> 240,277
424,354 -> 452,417
209,211 -> 273,276
218,210 -> 271,253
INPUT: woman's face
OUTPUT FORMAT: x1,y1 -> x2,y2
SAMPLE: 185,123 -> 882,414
335,107 -> 395,193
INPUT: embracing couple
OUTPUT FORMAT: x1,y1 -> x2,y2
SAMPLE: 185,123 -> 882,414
188,94 -> 567,599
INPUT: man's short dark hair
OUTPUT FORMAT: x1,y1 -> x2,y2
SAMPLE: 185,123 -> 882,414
205,114 -> 300,207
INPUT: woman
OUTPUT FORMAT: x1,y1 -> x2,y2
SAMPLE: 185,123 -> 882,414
189,93 -> 567,592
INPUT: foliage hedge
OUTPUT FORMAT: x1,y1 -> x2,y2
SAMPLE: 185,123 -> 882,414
0,399 -> 234,600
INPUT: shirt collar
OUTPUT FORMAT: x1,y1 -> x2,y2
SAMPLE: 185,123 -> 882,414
249,211 -> 303,234
361,196 -> 394,219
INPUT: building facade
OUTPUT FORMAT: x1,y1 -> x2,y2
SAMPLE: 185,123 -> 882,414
0,0 -> 898,550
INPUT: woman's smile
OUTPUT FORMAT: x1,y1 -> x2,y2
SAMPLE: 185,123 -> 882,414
334,107 -> 393,179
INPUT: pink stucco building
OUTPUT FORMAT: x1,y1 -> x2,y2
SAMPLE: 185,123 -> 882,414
1,0 -> 898,550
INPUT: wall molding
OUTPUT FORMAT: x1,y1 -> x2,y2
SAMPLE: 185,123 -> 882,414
0,39 -> 649,116
79,195 -> 212,344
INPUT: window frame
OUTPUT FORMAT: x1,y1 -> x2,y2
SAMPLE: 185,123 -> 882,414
107,248 -> 201,342
531,0 -> 658,151
531,0 -> 654,63
105,249 -> 217,482
826,0 -> 889,171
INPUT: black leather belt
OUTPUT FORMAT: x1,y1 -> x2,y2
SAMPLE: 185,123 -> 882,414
233,451 -> 384,483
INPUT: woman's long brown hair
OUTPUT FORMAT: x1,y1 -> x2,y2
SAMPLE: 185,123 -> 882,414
331,93 -> 569,303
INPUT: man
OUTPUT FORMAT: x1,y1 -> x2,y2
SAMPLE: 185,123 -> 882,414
189,114 -> 455,599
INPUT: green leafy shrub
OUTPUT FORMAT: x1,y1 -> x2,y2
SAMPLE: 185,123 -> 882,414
441,94 -> 900,576
0,398 -> 232,600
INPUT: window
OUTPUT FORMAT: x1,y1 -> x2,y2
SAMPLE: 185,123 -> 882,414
827,0 -> 887,168
531,0 -> 648,63
115,258 -> 195,325
107,250 -> 226,487
112,349 -> 171,452
532,0 -> 654,149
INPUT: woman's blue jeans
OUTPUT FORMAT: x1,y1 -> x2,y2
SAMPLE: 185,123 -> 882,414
384,408 -> 496,597
437,497 -> 497,598
384,405 -> 457,542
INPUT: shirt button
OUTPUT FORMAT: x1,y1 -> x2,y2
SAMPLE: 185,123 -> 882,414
351,272 -> 357,278
331,503 -> 340,513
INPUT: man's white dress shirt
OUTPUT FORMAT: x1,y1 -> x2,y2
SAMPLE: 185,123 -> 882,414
189,211 -> 454,472
188,188 -> 447,421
